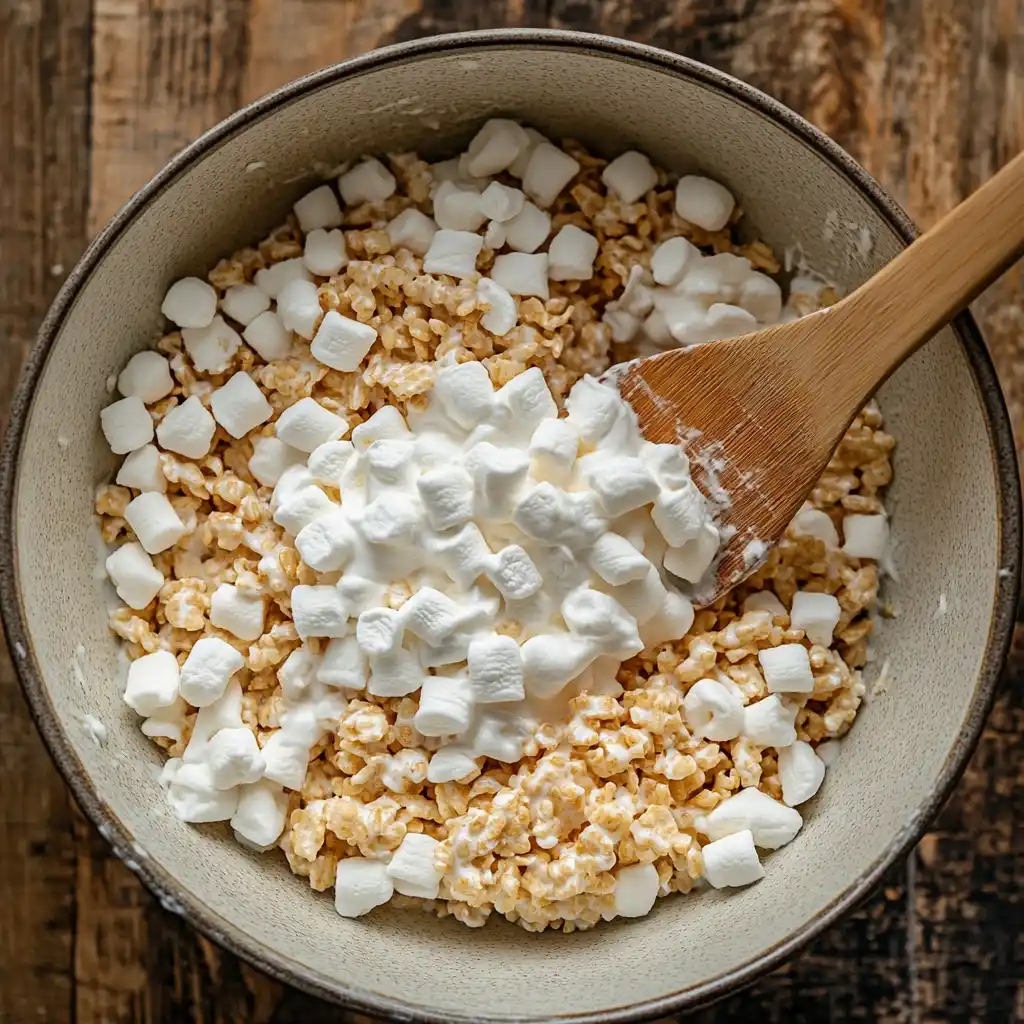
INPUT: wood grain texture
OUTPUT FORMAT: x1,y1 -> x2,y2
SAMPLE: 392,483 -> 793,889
0,1 -> 1021,1021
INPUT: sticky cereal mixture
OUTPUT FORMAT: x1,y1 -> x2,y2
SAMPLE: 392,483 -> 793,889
97,121 -> 894,931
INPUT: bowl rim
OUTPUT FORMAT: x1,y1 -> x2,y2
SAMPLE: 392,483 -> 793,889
1,27 -> 1020,1024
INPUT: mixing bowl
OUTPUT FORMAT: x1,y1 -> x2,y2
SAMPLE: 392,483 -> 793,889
1,29 -> 1019,1022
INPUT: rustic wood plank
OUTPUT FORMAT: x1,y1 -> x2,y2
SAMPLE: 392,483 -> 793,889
0,0 -> 93,1020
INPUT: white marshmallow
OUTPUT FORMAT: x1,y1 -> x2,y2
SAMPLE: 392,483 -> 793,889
209,583 -> 265,641
161,277 -> 217,329
675,175 -> 735,231
182,315 -> 242,373
479,181 -> 525,223
319,635 -> 368,689
464,119 -> 530,177
642,309 -> 672,346
367,647 -> 425,698
277,646 -> 322,701
275,485 -> 336,535
276,397 -> 347,451
758,643 -> 815,694
466,442 -> 530,520
291,584 -> 348,639
522,142 -> 580,208
703,302 -> 757,340
486,544 -> 542,601
484,220 -> 506,250
248,436 -> 305,487
124,492 -> 186,554
702,830 -> 765,888
417,464 -> 474,531
141,697 -> 188,744
778,740 -> 826,806
117,351 -> 174,404
260,711 -> 320,789
402,587 -> 463,647
334,858 -> 395,918
651,236 -> 700,287
293,183 -> 342,232
427,747 -> 478,783
382,207 -> 436,258
432,180 -> 487,232
155,395 -> 216,460
842,514 -> 889,560
434,361 -> 495,428
422,229 -> 483,279
610,862 -> 660,918
179,636 -> 245,707
295,510 -> 357,572
651,482 -> 707,547
231,780 -> 289,848
116,444 -> 166,493
386,832 -> 443,899
468,633 -> 524,704
357,607 -> 403,657
425,523 -> 492,588
307,440 -> 354,484
790,590 -> 841,646
338,158 -> 396,205
242,310 -> 293,362
220,283 -> 270,327
310,310 -> 377,372
562,589 -> 642,657
503,202 -> 551,254
123,650 -> 180,716
602,307 -> 639,343
210,371 -> 272,439
701,786 -> 803,849
494,366 -> 558,430
739,272 -> 783,322
360,491 -> 422,545
351,406 -> 409,451
601,150 -> 658,204
683,678 -> 744,740
163,761 -> 239,823
101,396 -> 154,455
528,418 -> 579,482
614,565 -> 670,625
581,454 -> 659,517
639,590 -> 695,648
564,375 -> 626,446
507,126 -> 546,178
663,522 -> 720,584
205,727 -> 266,789
587,532 -> 650,585
742,694 -> 798,748
276,278 -> 322,340
185,679 -> 244,754
415,673 -> 474,736
791,506 -> 840,547
303,228 -> 349,277
105,542 -> 164,609
254,258 -> 313,300
491,252 -> 549,299
742,590 -> 787,617
477,277 -> 518,336
548,225 -> 598,281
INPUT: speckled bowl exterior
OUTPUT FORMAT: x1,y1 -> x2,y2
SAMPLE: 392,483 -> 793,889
1,30 -> 1019,1023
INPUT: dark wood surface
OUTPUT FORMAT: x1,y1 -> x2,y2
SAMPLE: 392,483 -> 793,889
1,1 -> 1022,1021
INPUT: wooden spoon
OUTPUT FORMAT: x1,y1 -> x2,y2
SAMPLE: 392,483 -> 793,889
616,150 -> 1024,606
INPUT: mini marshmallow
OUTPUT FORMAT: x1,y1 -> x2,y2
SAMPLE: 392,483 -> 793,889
182,315 -> 242,373
156,395 -> 216,460
260,709 -> 321,789
124,492 -> 186,554
477,277 -> 518,336
523,142 -> 580,208
205,727 -> 266,789
387,831 -> 443,899
101,396 -> 154,455
548,224 -> 598,281
739,272 -> 783,322
274,485 -> 335,536
293,183 -> 342,232
513,483 -> 608,550
434,361 -> 495,428
292,584 -> 348,639
507,126 -> 546,178
210,371 -> 272,439
319,635 -> 368,689
425,523 -> 492,588
417,464 -> 474,530
357,607 -> 403,657
360,491 -> 422,545
254,258 -> 313,300
117,351 -> 174,404
639,590 -> 695,648
842,514 -> 889,560
491,252 -> 549,299
466,443 -> 530,520
642,309 -> 672,346
163,761 -> 239,823
580,454 -> 659,517
468,634 -> 524,703
306,440 -> 354,485
561,589 -> 641,656
310,310 -> 378,372
338,157 -> 396,205
220,283 -> 270,327
141,697 -> 188,744
529,418 -> 580,482
334,858 -> 395,918
651,236 -> 700,287
663,522 -> 720,584
249,436 -> 305,487
275,397 -> 347,451
427,748 -> 479,784
503,202 -> 551,253
494,366 -> 558,431
185,679 -> 244,754
701,786 -> 803,850
601,150 -> 658,204
610,862 -> 660,918
683,678 -> 744,740
614,565 -> 670,625
123,650 -> 180,717
464,118 -> 530,177
231,780 -> 289,848
116,444 -> 165,493
276,278 -> 322,340
415,673 -> 474,736
602,308 -> 640,343
702,830 -> 765,889
791,506 -> 840,547
367,647 -> 425,698
742,694 -> 798,748
401,587 -> 463,647
161,276 -> 217,329
758,643 -> 815,694
303,228 -> 349,277
179,636 -> 245,707
385,208 -> 437,257
521,633 -> 597,697
564,375 -> 627,446
295,510 -> 357,572
704,302 -> 757,340
742,590 -> 787,617
209,583 -> 265,641
778,740 -> 826,806
675,175 -> 735,231
790,590 -> 841,646
479,181 -> 525,222
242,310 -> 293,362
422,229 -> 484,279
351,406 -> 409,450
484,220 -> 506,250
486,544 -> 542,601
432,180 -> 487,232
277,646 -> 323,701
651,482 -> 707,547
587,532 -> 651,585
105,542 -> 164,609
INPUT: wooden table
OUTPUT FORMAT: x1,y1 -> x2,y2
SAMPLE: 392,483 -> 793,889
2,2 -> 1022,1021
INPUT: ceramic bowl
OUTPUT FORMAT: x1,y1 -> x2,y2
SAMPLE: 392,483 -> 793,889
1,29 -> 1019,1023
